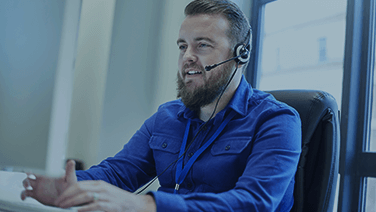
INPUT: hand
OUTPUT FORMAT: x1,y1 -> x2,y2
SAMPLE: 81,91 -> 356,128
20,160 -> 77,206
54,180 -> 156,212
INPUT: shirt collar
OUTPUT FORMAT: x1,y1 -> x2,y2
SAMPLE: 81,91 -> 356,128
177,104 -> 196,120
177,75 -> 253,120
227,75 -> 253,117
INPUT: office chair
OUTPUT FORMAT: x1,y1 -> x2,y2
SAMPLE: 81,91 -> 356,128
265,90 -> 340,212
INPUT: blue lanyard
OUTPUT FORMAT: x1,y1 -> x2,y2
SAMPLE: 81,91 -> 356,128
174,111 -> 236,194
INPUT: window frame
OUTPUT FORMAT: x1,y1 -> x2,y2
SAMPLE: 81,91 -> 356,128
338,0 -> 376,211
246,0 -> 376,211
246,0 -> 277,88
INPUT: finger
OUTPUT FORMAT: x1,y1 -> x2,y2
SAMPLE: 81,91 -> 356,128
20,189 -> 35,200
59,192 -> 98,208
22,178 -> 30,189
26,172 -> 37,180
20,190 -> 27,200
65,160 -> 77,184
22,176 -> 36,190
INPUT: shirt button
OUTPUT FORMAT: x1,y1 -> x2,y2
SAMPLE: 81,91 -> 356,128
202,125 -> 208,131
187,183 -> 192,188
188,152 -> 194,157
161,142 -> 168,148
225,145 -> 231,151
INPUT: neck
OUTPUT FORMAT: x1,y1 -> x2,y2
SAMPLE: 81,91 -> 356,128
199,73 -> 242,122
199,93 -> 231,122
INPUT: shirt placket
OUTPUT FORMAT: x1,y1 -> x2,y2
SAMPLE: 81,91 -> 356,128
183,121 -> 212,167
179,122 -> 210,192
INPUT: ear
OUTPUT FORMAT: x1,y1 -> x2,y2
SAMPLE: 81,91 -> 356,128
233,43 -> 250,65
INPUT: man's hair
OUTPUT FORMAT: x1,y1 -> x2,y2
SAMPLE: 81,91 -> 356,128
185,0 -> 252,49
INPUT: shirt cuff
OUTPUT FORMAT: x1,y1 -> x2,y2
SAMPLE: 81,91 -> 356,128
148,191 -> 187,212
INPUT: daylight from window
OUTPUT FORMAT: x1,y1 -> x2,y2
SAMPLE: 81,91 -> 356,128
255,1 -> 376,210
258,0 -> 347,109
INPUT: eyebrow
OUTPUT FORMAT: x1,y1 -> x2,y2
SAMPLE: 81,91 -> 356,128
176,38 -> 185,45
176,37 -> 216,45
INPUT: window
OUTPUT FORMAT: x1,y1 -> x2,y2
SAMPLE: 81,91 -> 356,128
247,0 -> 376,211
366,178 -> 376,211
275,47 -> 281,71
369,67 -> 376,152
255,0 -> 347,108
365,37 -> 376,212
318,37 -> 327,62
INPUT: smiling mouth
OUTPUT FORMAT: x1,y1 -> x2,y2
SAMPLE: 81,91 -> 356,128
187,70 -> 202,75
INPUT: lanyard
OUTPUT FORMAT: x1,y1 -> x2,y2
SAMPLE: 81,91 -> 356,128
174,111 -> 236,194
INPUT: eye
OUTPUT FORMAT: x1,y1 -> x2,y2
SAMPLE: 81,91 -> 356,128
178,44 -> 187,51
198,43 -> 209,48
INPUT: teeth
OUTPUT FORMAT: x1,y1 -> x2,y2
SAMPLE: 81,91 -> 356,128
187,71 -> 202,75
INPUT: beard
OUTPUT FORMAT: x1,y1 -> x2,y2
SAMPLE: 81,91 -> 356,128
176,60 -> 234,112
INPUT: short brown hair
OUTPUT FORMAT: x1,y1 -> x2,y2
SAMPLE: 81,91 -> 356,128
184,0 -> 251,49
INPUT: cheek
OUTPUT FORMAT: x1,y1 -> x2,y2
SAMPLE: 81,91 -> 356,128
178,55 -> 184,69
206,69 -> 220,80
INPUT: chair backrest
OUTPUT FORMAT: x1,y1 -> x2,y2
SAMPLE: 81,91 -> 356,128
265,90 -> 340,212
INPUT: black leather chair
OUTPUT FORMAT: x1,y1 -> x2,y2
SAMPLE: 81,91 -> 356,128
265,90 -> 340,212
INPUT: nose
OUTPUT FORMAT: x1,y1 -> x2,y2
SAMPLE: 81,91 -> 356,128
182,47 -> 198,64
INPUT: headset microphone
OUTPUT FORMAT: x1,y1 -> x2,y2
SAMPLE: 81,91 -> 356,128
205,55 -> 242,71
204,43 -> 250,71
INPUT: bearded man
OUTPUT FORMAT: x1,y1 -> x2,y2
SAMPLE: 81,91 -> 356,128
21,0 -> 301,211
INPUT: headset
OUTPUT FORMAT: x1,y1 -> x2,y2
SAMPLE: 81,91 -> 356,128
205,28 -> 251,71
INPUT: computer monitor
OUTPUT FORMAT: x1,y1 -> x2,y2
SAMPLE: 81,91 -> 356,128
0,0 -> 82,177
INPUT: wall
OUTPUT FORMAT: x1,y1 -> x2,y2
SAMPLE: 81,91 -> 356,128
0,0 -> 65,171
67,0 -> 250,169
67,0 -> 116,168
97,0 -> 166,163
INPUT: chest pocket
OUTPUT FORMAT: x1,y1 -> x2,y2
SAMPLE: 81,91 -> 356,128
191,138 -> 253,193
149,134 -> 182,186
211,138 -> 252,156
149,135 -> 181,154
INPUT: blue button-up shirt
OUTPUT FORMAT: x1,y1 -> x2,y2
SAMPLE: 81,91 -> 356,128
76,76 -> 301,211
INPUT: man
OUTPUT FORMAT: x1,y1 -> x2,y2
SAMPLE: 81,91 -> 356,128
21,0 -> 301,211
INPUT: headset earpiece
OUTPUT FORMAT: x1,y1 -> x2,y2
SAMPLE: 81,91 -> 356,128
234,43 -> 250,65
205,29 -> 252,71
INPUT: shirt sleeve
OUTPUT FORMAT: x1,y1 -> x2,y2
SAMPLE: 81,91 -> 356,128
150,106 -> 302,212
75,112 -> 157,192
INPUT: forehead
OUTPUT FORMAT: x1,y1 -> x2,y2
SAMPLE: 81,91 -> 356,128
178,14 -> 230,43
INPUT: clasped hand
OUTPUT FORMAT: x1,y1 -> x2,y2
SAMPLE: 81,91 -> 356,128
21,160 -> 156,212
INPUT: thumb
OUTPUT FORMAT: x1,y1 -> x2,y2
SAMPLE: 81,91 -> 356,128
65,160 -> 77,184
